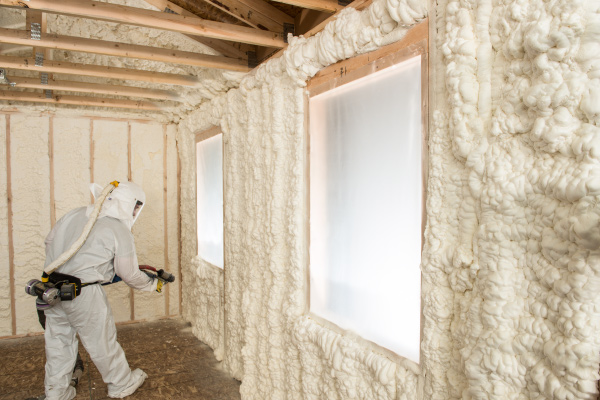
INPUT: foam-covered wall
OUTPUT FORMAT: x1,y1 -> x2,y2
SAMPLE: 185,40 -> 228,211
0,111 -> 180,337
178,0 -> 600,399
423,0 -> 600,398
179,0 -> 427,398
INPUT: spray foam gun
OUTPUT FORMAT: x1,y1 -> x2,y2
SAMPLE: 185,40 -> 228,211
139,265 -> 175,293
25,181 -> 120,310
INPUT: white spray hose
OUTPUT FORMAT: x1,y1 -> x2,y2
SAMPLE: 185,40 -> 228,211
43,181 -> 119,275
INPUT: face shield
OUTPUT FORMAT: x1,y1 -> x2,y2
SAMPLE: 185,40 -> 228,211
132,200 -> 144,225
88,181 -> 146,230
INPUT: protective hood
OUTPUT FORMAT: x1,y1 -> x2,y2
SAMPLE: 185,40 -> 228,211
87,182 -> 146,230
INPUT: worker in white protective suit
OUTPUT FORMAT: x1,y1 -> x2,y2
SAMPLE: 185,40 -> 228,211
42,182 -> 164,400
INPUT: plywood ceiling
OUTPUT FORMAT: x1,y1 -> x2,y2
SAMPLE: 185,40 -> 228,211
0,0 -> 362,113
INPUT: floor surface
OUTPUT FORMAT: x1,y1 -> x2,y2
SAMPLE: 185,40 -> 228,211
0,318 -> 241,400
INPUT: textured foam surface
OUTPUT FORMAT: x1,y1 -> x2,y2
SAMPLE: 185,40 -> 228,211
178,0 -> 600,398
11,115 -> 51,334
131,122 -> 166,320
178,1 -> 428,398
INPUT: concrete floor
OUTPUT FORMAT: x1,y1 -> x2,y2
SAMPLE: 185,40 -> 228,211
0,318 -> 241,400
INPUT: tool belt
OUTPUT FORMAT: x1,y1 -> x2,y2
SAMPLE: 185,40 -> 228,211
42,271 -> 101,301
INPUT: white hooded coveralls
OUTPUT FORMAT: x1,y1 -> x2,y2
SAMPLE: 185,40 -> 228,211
43,182 -> 156,400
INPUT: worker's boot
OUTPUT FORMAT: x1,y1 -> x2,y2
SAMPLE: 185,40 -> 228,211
70,353 -> 85,387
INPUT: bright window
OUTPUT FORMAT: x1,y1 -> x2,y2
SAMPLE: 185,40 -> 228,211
309,55 -> 423,363
196,133 -> 224,268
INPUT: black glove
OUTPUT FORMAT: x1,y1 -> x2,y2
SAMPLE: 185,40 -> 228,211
157,269 -> 176,283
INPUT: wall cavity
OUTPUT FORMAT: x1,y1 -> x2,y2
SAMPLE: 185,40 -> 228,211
0,111 -> 180,337
0,115 -> 10,337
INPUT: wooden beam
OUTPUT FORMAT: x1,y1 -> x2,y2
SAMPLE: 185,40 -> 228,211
0,55 -> 203,87
0,28 -> 250,72
6,115 -> 15,336
308,20 -> 428,89
127,123 -> 134,321
25,10 -> 46,56
269,0 -> 344,13
48,115 -> 55,226
4,76 -> 182,101
0,90 -> 169,111
0,0 -> 285,48
162,124 -> 169,317
236,0 -> 295,24
142,0 -> 254,59
202,0 -> 293,31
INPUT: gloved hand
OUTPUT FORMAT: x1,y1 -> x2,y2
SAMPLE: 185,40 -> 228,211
138,265 -> 175,293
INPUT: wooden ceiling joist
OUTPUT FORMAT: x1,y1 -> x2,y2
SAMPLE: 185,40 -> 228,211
0,0 -> 286,48
25,9 -> 46,56
202,0 -> 293,31
142,0 -> 254,60
4,76 -> 182,101
0,55 -> 203,87
270,0 -> 344,13
0,90 -> 168,110
0,28 -> 250,72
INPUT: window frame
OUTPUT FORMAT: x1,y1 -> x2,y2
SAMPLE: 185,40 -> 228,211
305,21 -> 429,365
194,125 -> 225,271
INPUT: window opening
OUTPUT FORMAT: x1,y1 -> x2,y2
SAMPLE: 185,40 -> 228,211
309,54 -> 424,363
196,132 -> 224,269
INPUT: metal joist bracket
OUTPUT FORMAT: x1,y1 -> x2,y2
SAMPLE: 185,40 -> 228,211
164,7 -> 178,14
45,89 -> 52,99
0,68 -> 16,87
41,72 -> 48,85
31,22 -> 41,40
283,23 -> 295,44
247,51 -> 258,69
35,52 -> 44,67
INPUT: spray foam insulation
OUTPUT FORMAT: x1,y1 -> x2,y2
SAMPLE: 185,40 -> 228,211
177,0 -> 600,398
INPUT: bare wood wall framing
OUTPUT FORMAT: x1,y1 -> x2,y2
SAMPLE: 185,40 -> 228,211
128,122 -> 135,322
0,112 -> 180,339
5,116 -> 16,336
0,0 -> 371,111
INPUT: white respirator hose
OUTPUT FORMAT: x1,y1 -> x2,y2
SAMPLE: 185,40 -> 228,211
44,181 -> 119,275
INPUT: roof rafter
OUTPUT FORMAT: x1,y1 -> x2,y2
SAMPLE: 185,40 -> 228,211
142,0 -> 254,59
0,55 -> 204,87
269,0 -> 344,13
0,0 -> 285,48
0,27 -> 250,72
202,0 -> 293,31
